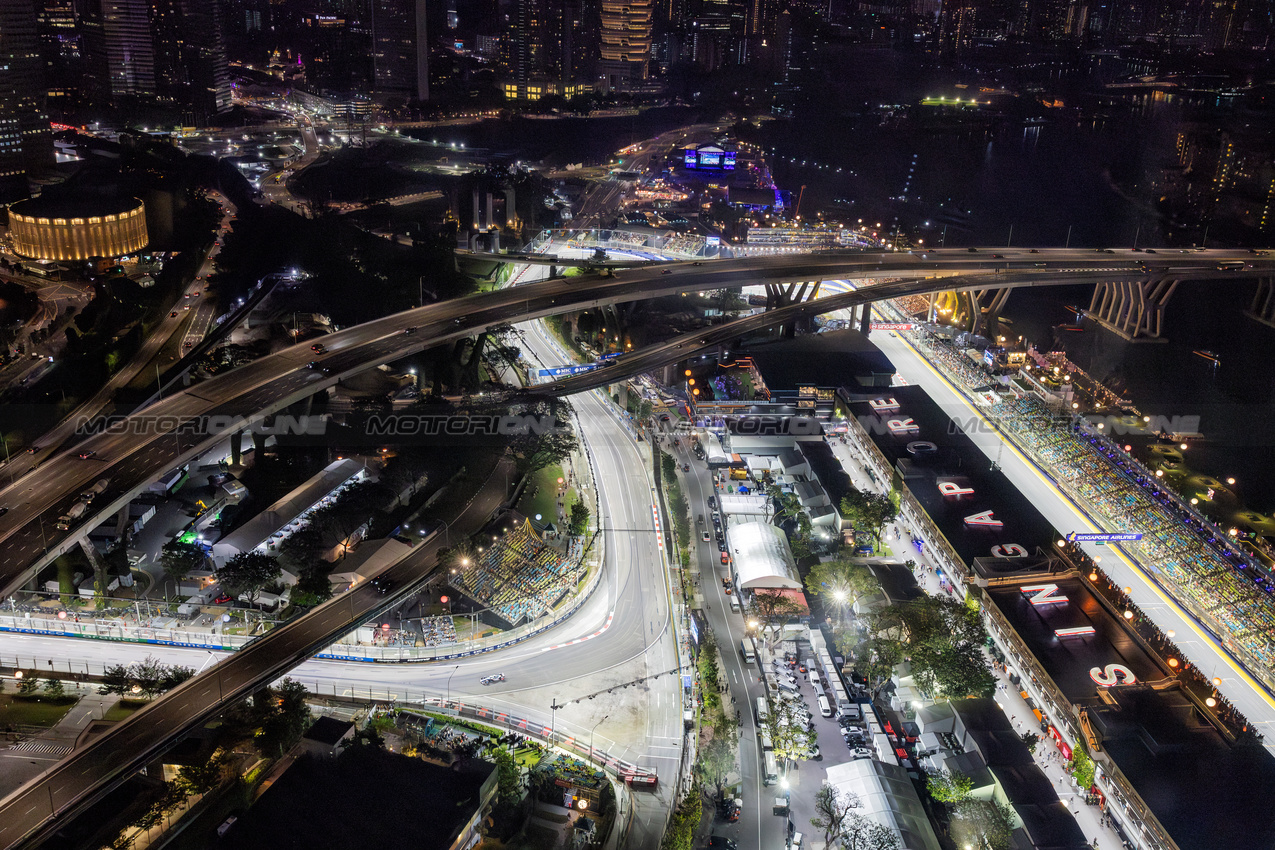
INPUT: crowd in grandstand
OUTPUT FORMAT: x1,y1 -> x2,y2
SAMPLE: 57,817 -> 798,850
450,520 -> 584,626
911,331 -> 1275,687
420,615 -> 458,647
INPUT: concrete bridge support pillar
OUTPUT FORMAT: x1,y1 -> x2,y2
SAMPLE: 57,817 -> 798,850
1088,278 -> 1178,341
859,304 -> 871,335
1244,278 -> 1275,329
764,281 -> 823,337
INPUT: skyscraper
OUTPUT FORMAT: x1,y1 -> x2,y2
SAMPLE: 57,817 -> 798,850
598,0 -> 652,90
372,0 -> 429,101
0,0 -> 52,200
34,0 -> 80,115
80,0 -> 155,104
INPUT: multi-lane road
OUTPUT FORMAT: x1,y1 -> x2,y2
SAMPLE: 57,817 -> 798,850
0,245 -> 1270,848
0,313 -> 685,850
4,246 -> 1265,601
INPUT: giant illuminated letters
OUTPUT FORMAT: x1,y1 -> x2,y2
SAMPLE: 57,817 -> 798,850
1021,583 -> 1069,605
939,481 -> 976,498
887,417 -> 920,434
964,510 -> 1004,528
1090,663 -> 1138,687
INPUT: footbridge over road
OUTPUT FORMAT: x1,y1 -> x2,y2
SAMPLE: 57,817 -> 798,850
0,249 -> 1270,850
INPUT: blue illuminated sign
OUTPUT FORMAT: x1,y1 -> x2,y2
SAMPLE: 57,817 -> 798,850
536,363 -> 601,379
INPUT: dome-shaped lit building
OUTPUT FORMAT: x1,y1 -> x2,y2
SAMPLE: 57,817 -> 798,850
8,196 -> 148,262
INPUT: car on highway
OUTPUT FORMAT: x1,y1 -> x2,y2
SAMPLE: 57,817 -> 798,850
707,836 -> 737,850
170,311 -> 179,318
480,674 -> 506,685
311,343 -> 325,352
404,327 -> 417,334
26,446 -> 39,454
78,450 -> 96,460
369,576 -> 395,594
0,507 -> 8,517
967,247 -> 978,252
661,269 -> 672,274
702,531 -> 710,542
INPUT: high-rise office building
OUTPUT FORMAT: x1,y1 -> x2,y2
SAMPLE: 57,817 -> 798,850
151,0 -> 232,122
0,0 -> 52,199
301,0 -> 374,93
34,0 -> 80,115
598,0 -> 652,90
80,0 -> 155,103
372,0 -> 429,100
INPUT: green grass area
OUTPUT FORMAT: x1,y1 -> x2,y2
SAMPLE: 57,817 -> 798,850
103,698 -> 147,722
0,694 -> 79,728
518,464 -> 567,527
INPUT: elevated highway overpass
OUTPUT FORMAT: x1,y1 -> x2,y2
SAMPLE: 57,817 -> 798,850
0,248 -> 1271,848
10,246 -> 1270,596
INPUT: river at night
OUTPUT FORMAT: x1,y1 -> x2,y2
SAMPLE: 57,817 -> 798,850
751,46 -> 1275,516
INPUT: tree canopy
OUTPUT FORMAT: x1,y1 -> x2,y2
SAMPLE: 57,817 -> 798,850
811,783 -> 861,850
856,596 -> 995,699
159,540 -> 206,582
506,398 -> 579,474
840,488 -> 898,548
216,551 -> 282,604
804,559 -> 881,621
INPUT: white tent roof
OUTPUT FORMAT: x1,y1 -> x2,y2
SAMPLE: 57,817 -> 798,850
825,760 -> 942,850
719,493 -> 769,517
730,521 -> 800,589
211,458 -> 366,561
704,440 -> 730,465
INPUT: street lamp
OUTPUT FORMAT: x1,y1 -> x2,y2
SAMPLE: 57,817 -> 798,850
589,714 -> 609,761
444,663 -> 460,706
